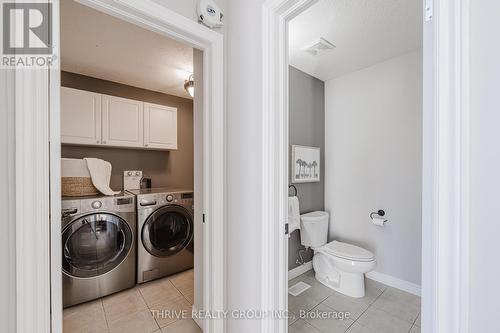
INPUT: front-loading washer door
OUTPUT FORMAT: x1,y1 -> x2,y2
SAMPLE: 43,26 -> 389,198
62,213 -> 133,278
142,205 -> 193,257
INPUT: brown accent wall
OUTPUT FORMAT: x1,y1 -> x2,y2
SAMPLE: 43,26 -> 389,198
61,71 -> 193,190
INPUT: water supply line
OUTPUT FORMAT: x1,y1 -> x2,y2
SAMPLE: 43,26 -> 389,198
296,247 -> 309,265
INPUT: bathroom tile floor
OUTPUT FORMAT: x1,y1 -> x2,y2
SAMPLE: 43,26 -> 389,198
63,269 -> 199,333
288,270 -> 421,333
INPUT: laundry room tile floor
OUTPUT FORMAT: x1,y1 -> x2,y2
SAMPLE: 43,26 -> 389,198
288,271 -> 421,333
63,269 -> 198,333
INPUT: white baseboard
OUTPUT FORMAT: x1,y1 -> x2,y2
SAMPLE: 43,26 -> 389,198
191,305 -> 203,330
288,261 -> 313,281
366,271 -> 421,296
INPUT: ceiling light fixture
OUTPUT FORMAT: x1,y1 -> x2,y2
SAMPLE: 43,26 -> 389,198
184,74 -> 194,97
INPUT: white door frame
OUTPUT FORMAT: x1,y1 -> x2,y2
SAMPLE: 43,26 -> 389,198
261,1 -> 471,333
14,0 -> 225,332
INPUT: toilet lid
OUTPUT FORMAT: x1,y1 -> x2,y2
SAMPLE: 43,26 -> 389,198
323,241 -> 375,262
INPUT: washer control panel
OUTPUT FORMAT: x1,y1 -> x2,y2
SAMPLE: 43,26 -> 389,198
62,195 -> 135,216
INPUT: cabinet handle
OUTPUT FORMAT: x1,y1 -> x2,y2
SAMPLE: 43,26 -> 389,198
96,140 -> 100,144
102,140 -> 106,144
144,143 -> 148,147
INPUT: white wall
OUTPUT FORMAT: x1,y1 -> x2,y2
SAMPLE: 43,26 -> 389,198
152,2 -> 265,332
225,1 -> 266,332
469,1 -> 500,330
325,51 -> 422,285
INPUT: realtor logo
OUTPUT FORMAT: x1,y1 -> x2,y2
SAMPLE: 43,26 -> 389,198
2,2 -> 52,54
1,1 -> 55,68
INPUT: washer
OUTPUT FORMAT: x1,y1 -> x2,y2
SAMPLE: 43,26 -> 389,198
128,188 -> 194,284
61,192 -> 136,308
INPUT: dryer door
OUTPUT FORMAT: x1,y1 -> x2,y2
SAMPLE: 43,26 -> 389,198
62,213 -> 133,278
142,205 -> 193,257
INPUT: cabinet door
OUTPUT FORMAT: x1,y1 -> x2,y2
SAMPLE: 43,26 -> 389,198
144,103 -> 178,150
102,95 -> 144,148
61,87 -> 102,145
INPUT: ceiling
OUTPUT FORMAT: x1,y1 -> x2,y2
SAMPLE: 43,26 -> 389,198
289,0 -> 422,81
61,0 -> 193,99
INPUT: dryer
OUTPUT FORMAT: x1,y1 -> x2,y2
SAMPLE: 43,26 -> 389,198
128,188 -> 194,283
61,192 -> 136,308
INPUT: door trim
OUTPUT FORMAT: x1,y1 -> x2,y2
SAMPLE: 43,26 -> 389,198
13,1 -> 225,332
422,1 -> 471,332
261,1 -> 471,333
261,1 -> 319,332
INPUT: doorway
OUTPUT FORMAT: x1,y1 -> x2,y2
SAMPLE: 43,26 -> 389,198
286,1 -> 422,332
53,1 -> 223,332
12,0 -> 224,332
261,0 -> 471,333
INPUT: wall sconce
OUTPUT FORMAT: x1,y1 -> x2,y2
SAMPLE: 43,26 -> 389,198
184,74 -> 194,97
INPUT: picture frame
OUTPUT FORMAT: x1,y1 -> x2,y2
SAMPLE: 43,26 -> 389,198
291,145 -> 320,183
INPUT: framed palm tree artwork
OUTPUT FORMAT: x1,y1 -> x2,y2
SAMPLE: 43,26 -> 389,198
291,145 -> 320,183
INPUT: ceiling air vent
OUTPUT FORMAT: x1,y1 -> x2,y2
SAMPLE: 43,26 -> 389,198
301,37 -> 336,56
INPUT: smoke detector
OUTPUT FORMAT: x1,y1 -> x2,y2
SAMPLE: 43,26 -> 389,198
197,0 -> 224,28
301,37 -> 336,56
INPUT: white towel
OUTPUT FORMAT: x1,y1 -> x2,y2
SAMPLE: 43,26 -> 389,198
84,158 -> 120,196
288,196 -> 301,236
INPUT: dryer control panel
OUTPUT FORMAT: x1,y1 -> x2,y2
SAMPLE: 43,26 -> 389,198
135,191 -> 194,210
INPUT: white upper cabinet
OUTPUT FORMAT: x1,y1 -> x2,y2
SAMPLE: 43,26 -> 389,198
144,103 -> 178,150
61,87 -> 178,150
61,87 -> 102,145
102,95 -> 144,148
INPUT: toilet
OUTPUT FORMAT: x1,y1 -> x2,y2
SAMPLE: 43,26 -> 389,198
300,211 -> 376,298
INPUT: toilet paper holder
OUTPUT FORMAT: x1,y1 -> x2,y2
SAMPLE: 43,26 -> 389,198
370,209 -> 386,219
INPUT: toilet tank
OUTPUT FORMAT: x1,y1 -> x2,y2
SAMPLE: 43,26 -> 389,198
300,211 -> 329,248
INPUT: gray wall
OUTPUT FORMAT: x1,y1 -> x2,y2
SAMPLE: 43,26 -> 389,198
288,66 -> 325,270
61,71 -> 194,191
325,51 -> 422,285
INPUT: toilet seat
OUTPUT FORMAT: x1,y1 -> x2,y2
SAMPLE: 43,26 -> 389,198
322,241 -> 374,262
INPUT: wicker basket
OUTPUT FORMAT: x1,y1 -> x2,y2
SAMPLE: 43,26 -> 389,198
62,177 -> 99,197
61,158 -> 99,197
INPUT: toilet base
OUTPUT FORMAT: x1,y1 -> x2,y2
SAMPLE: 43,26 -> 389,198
312,252 -> 375,298
315,270 -> 365,298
